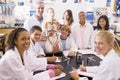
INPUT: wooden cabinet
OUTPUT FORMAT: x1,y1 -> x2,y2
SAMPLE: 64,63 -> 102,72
0,28 -> 15,45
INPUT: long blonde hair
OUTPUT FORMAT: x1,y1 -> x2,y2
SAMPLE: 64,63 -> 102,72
114,38 -> 120,57
96,31 -> 120,57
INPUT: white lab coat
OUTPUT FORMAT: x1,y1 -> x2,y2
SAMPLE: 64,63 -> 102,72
27,39 -> 45,57
86,49 -> 120,80
0,47 -> 51,80
60,36 -> 78,52
60,36 -> 78,57
71,22 -> 93,49
23,15 -> 44,32
23,15 -> 46,51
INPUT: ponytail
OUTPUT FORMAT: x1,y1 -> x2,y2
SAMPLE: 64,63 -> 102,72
114,38 -> 120,57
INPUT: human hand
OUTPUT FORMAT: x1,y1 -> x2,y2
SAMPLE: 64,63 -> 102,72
79,65 -> 86,71
70,71 -> 79,80
54,69 -> 61,76
54,64 -> 63,70
37,54 -> 44,58
68,51 -> 75,57
47,56 -> 57,63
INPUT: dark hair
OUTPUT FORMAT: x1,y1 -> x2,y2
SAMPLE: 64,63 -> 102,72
78,11 -> 86,17
97,15 -> 109,30
63,9 -> 74,26
6,28 -> 28,50
30,25 -> 42,33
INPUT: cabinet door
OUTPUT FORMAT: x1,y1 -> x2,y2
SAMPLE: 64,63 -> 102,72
0,28 -> 14,45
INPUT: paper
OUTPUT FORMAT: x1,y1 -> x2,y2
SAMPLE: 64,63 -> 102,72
80,77 -> 89,80
55,57 -> 62,62
78,49 -> 94,54
51,72 -> 66,80
77,69 -> 95,78
63,51 -> 69,57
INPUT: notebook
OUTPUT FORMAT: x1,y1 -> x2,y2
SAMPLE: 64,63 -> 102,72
77,69 -> 95,78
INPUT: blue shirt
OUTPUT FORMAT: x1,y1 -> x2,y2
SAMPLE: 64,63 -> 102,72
61,39 -> 66,51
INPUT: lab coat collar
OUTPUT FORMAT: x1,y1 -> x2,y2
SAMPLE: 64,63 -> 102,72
60,35 -> 67,40
103,49 -> 116,60
79,22 -> 86,27
30,39 -> 35,45
14,46 -> 27,56
35,14 -> 43,21
105,49 -> 115,56
14,47 -> 21,57
30,39 -> 37,49
14,47 -> 28,65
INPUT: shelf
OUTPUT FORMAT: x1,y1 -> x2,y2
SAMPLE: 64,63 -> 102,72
0,3 -> 15,7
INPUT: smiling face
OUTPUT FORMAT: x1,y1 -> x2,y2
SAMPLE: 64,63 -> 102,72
61,28 -> 69,38
35,2 -> 44,18
99,18 -> 106,30
63,11 -> 70,21
31,30 -> 41,42
94,34 -> 113,56
78,12 -> 86,25
15,31 -> 30,54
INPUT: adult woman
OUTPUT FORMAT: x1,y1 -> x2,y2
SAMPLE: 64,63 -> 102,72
60,9 -> 74,28
70,31 -> 120,80
0,28 -> 62,80
96,15 -> 113,32
91,15 -> 114,49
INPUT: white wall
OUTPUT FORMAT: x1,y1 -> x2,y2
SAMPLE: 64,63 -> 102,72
14,0 -> 120,31
44,3 -> 86,22
14,0 -> 116,23
43,0 -> 115,23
